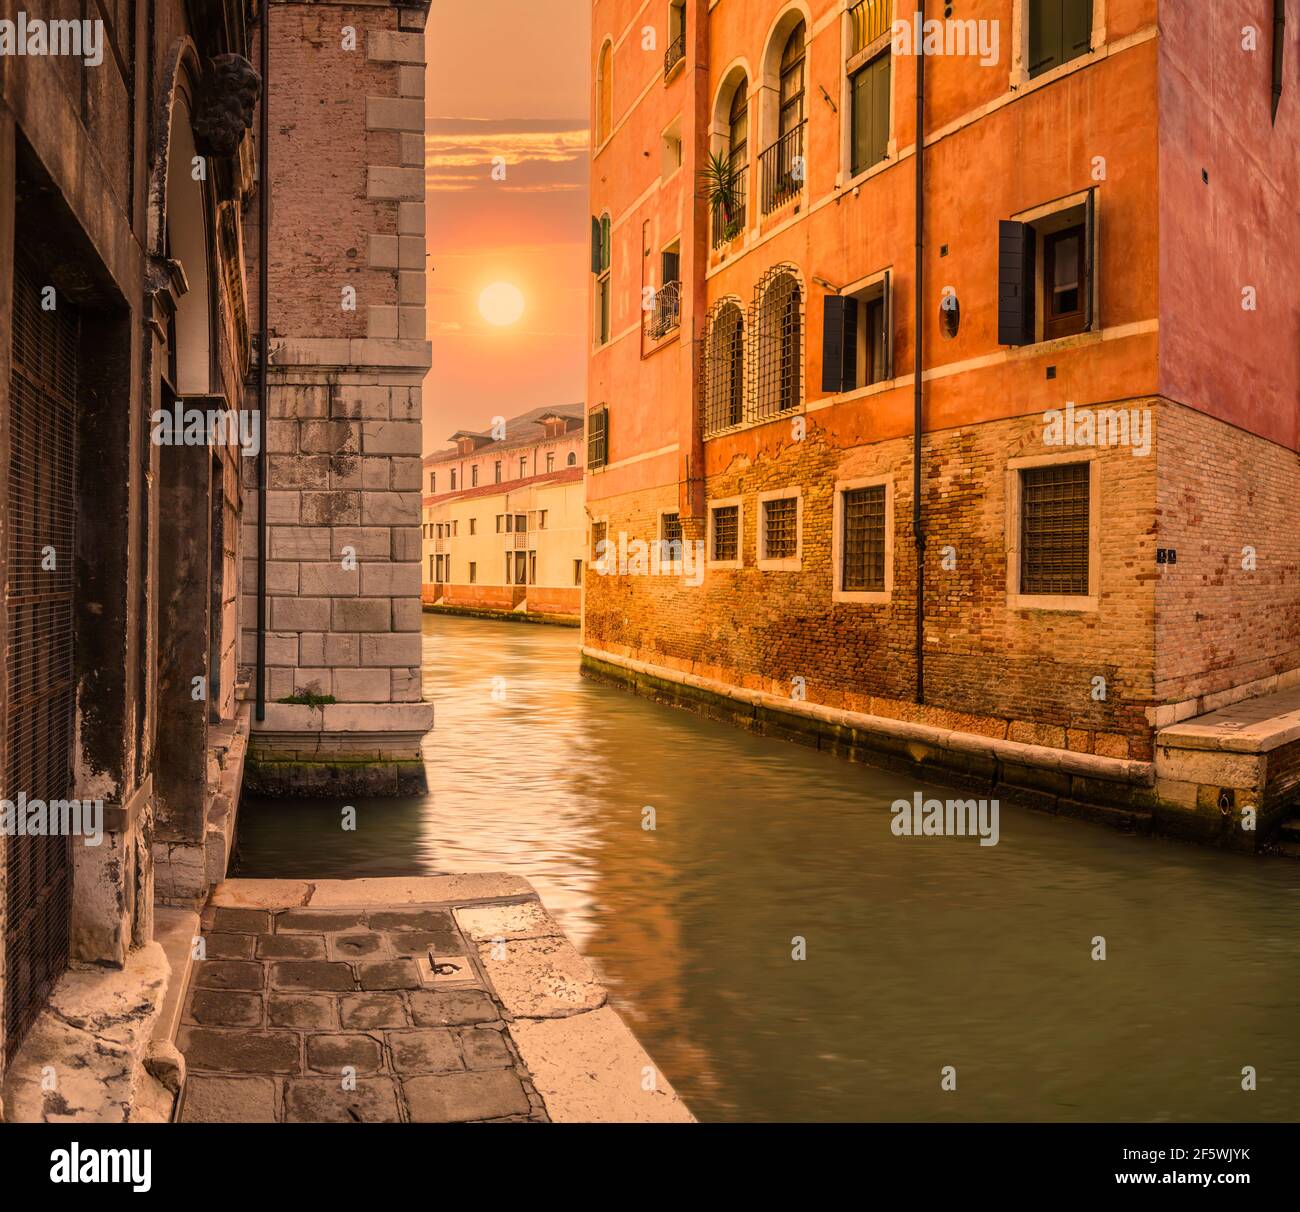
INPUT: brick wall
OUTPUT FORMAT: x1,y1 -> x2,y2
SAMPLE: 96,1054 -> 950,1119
586,402 -> 1164,760
1154,402 -> 1300,702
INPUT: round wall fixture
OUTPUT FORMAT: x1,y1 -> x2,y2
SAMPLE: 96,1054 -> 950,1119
940,291 -> 960,339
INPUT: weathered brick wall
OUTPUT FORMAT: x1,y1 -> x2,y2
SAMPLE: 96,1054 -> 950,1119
254,5 -> 417,340
1154,402 -> 1300,703
586,403 -> 1163,760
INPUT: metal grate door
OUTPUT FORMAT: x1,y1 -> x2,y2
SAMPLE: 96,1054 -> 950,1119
4,255 -> 78,1061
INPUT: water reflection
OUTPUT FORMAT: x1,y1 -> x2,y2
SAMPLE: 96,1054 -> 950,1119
233,614 -> 1300,1122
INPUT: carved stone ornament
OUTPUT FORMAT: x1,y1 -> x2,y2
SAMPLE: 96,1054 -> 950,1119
193,53 -> 261,159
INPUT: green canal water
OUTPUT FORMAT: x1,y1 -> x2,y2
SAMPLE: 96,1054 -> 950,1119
233,614 -> 1300,1122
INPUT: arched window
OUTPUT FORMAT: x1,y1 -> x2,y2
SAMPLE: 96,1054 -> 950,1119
596,42 -> 613,144
779,21 -> 806,138
728,80 -> 748,177
752,268 -> 802,419
567,451 -> 577,466
703,300 -> 744,435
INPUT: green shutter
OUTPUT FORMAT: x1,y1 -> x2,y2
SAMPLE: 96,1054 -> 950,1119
850,53 -> 890,176
1064,0 -> 1093,61
870,54 -> 890,167
1029,0 -> 1063,78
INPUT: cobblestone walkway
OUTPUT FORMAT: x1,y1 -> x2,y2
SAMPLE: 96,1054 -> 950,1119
175,876 -> 692,1123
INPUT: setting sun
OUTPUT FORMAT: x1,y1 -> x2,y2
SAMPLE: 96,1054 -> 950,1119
478,281 -> 525,327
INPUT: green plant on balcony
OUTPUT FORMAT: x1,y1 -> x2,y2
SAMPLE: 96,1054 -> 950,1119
698,152 -> 741,241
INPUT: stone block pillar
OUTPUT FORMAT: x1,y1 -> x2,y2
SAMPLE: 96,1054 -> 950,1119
243,0 -> 432,795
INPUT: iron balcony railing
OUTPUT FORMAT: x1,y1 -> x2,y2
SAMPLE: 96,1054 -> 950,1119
711,164 -> 747,248
644,280 -> 681,340
848,0 -> 892,56
760,121 -> 805,214
664,31 -> 685,77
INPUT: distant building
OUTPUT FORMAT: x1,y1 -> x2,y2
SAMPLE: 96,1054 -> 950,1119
422,408 -> 586,620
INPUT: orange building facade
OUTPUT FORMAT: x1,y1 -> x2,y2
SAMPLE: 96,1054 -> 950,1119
583,0 -> 1300,845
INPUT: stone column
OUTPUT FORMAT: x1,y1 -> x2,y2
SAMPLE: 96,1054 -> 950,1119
243,3 -> 432,795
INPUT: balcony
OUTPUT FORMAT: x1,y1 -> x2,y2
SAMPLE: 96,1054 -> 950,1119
759,121 -> 805,215
664,31 -> 685,78
710,165 -> 747,249
644,280 -> 681,341
508,530 -> 529,549
433,537 -> 448,553
848,0 -> 892,56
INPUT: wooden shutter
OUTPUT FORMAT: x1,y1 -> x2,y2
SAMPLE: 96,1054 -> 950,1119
882,269 -> 893,379
870,54 -> 890,166
587,407 -> 608,469
591,216 -> 602,273
1028,0 -> 1062,77
1083,187 -> 1096,331
821,295 -> 848,393
998,220 -> 1035,346
1064,0 -> 1093,60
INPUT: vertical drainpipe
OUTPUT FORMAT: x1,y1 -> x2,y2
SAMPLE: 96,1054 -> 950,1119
255,0 -> 270,722
912,4 -> 926,705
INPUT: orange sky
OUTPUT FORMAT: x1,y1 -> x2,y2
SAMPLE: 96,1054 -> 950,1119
422,3 -> 591,456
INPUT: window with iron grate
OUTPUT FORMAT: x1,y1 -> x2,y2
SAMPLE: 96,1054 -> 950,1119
841,485 -> 887,591
1020,463 -> 1090,595
762,496 -> 799,561
712,504 -> 739,562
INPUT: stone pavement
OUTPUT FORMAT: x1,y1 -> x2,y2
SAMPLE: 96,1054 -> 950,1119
177,875 -> 693,1123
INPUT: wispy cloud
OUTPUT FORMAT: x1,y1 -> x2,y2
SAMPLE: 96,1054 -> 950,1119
425,117 -> 588,194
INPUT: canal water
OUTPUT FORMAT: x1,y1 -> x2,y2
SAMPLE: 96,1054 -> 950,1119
233,613 -> 1300,1122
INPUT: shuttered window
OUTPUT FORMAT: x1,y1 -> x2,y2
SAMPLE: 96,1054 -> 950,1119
850,51 -> 891,176
1029,0 -> 1093,79
1020,463 -> 1090,595
586,406 -> 608,469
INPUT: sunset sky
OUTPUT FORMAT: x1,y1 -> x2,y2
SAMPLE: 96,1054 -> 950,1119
422,3 -> 591,456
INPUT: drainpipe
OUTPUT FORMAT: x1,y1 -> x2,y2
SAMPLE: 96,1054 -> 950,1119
255,0 -> 269,722
912,3 -> 926,705
1272,0 -> 1286,125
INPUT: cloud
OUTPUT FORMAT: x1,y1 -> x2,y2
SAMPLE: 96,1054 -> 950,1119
425,119 -> 588,194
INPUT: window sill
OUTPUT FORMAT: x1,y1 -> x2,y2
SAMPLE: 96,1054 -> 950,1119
703,405 -> 803,443
1005,327 -> 1102,360
833,589 -> 890,605
707,558 -> 743,571
663,58 -> 685,86
1008,594 -> 1097,613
